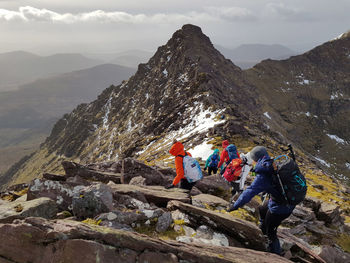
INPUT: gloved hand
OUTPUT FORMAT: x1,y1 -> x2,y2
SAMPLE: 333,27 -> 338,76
226,202 -> 237,212
165,184 -> 174,189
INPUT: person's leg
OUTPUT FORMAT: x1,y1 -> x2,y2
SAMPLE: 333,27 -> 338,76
213,167 -> 218,174
258,201 -> 269,235
208,167 -> 213,175
264,210 -> 291,255
180,178 -> 196,191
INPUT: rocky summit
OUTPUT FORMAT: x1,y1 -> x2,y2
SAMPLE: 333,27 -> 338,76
0,24 -> 349,262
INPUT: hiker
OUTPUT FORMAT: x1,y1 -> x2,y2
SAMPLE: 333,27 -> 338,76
204,149 -> 220,175
217,140 -> 240,170
228,152 -> 253,200
166,141 -> 202,190
227,146 -> 296,255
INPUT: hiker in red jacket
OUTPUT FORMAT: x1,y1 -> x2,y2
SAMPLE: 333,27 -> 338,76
217,140 -> 240,169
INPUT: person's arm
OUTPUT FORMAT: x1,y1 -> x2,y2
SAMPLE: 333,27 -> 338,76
205,154 -> 212,169
218,150 -> 227,168
172,156 -> 185,185
233,174 -> 267,209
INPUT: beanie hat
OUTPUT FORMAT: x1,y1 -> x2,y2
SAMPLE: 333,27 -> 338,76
222,140 -> 229,148
248,146 -> 269,162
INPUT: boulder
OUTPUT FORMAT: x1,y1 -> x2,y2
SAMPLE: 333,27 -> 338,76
42,173 -> 66,182
0,197 -> 57,223
107,182 -> 190,207
315,245 -> 350,263
72,183 -> 114,219
129,176 -> 147,186
278,228 -> 327,263
0,217 -> 291,263
167,200 -> 266,251
27,178 -> 85,211
316,202 -> 343,226
191,194 -> 229,210
195,175 -> 231,199
121,158 -> 170,186
96,211 -> 148,230
302,196 -> 321,211
156,212 -> 172,232
62,161 -> 122,184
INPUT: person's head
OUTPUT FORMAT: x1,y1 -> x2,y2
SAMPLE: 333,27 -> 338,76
169,141 -> 184,156
213,149 -> 219,155
247,146 -> 269,162
222,140 -> 229,149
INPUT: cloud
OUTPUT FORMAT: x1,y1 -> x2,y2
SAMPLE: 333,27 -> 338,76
264,3 -> 312,21
0,5 -> 255,24
204,6 -> 257,21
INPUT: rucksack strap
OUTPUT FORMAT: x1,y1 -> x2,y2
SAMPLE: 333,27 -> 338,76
177,153 -> 188,158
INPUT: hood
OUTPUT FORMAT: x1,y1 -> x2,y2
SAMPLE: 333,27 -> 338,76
169,142 -> 185,156
213,149 -> 220,155
222,140 -> 229,148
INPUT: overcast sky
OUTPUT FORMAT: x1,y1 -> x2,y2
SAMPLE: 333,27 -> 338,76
0,0 -> 349,55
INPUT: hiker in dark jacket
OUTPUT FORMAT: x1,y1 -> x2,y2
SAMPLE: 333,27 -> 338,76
227,146 -> 295,255
204,149 -> 220,175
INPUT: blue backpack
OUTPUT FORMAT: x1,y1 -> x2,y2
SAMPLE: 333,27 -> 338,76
226,144 -> 238,162
209,154 -> 219,168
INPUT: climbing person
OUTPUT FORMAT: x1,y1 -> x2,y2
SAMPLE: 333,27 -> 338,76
228,152 -> 253,201
217,140 -> 240,171
166,141 -> 202,191
226,146 -> 296,255
204,149 -> 220,175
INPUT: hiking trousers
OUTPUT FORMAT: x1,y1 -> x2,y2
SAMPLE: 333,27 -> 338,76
208,167 -> 218,175
258,203 -> 292,255
180,178 -> 196,191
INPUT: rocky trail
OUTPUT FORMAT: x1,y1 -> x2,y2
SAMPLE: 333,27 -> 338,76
0,159 -> 349,263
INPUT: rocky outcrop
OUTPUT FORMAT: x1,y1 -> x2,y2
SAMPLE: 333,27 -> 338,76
62,161 -> 122,184
167,200 -> 266,251
121,158 -> 170,186
0,217 -> 291,263
0,198 -> 57,223
107,182 -> 190,207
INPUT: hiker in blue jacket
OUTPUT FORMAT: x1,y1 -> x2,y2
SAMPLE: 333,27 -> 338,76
227,146 -> 295,255
204,149 -> 220,175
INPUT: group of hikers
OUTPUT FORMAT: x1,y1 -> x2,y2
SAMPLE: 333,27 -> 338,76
166,139 -> 307,256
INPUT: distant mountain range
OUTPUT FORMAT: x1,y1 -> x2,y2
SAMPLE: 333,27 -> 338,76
0,51 -> 103,92
84,50 -> 153,68
216,44 -> 296,69
0,63 -> 135,174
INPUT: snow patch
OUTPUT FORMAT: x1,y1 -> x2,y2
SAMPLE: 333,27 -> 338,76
314,157 -> 331,168
163,69 -> 168,77
346,163 -> 350,170
264,112 -> 272,119
102,93 -> 114,130
326,134 -> 347,145
330,91 -> 344,100
190,141 -> 214,161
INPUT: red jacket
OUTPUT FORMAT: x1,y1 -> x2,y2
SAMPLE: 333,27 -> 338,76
217,140 -> 240,168
169,142 -> 192,186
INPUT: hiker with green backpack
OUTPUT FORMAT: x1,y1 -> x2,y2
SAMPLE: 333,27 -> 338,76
204,149 -> 220,175
227,146 -> 307,255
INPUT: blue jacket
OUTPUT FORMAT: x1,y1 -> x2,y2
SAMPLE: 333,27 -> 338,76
205,149 -> 220,169
233,156 -> 295,214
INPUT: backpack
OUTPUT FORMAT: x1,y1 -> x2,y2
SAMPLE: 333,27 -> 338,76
273,155 -> 307,206
209,154 -> 219,168
178,154 -> 203,183
222,158 -> 243,182
226,144 -> 239,162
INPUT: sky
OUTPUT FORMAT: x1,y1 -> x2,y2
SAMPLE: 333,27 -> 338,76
0,0 -> 349,55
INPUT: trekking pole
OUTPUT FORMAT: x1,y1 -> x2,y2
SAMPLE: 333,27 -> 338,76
280,144 -> 296,161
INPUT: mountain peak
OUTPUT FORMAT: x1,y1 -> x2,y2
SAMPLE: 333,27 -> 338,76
332,29 -> 350,41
